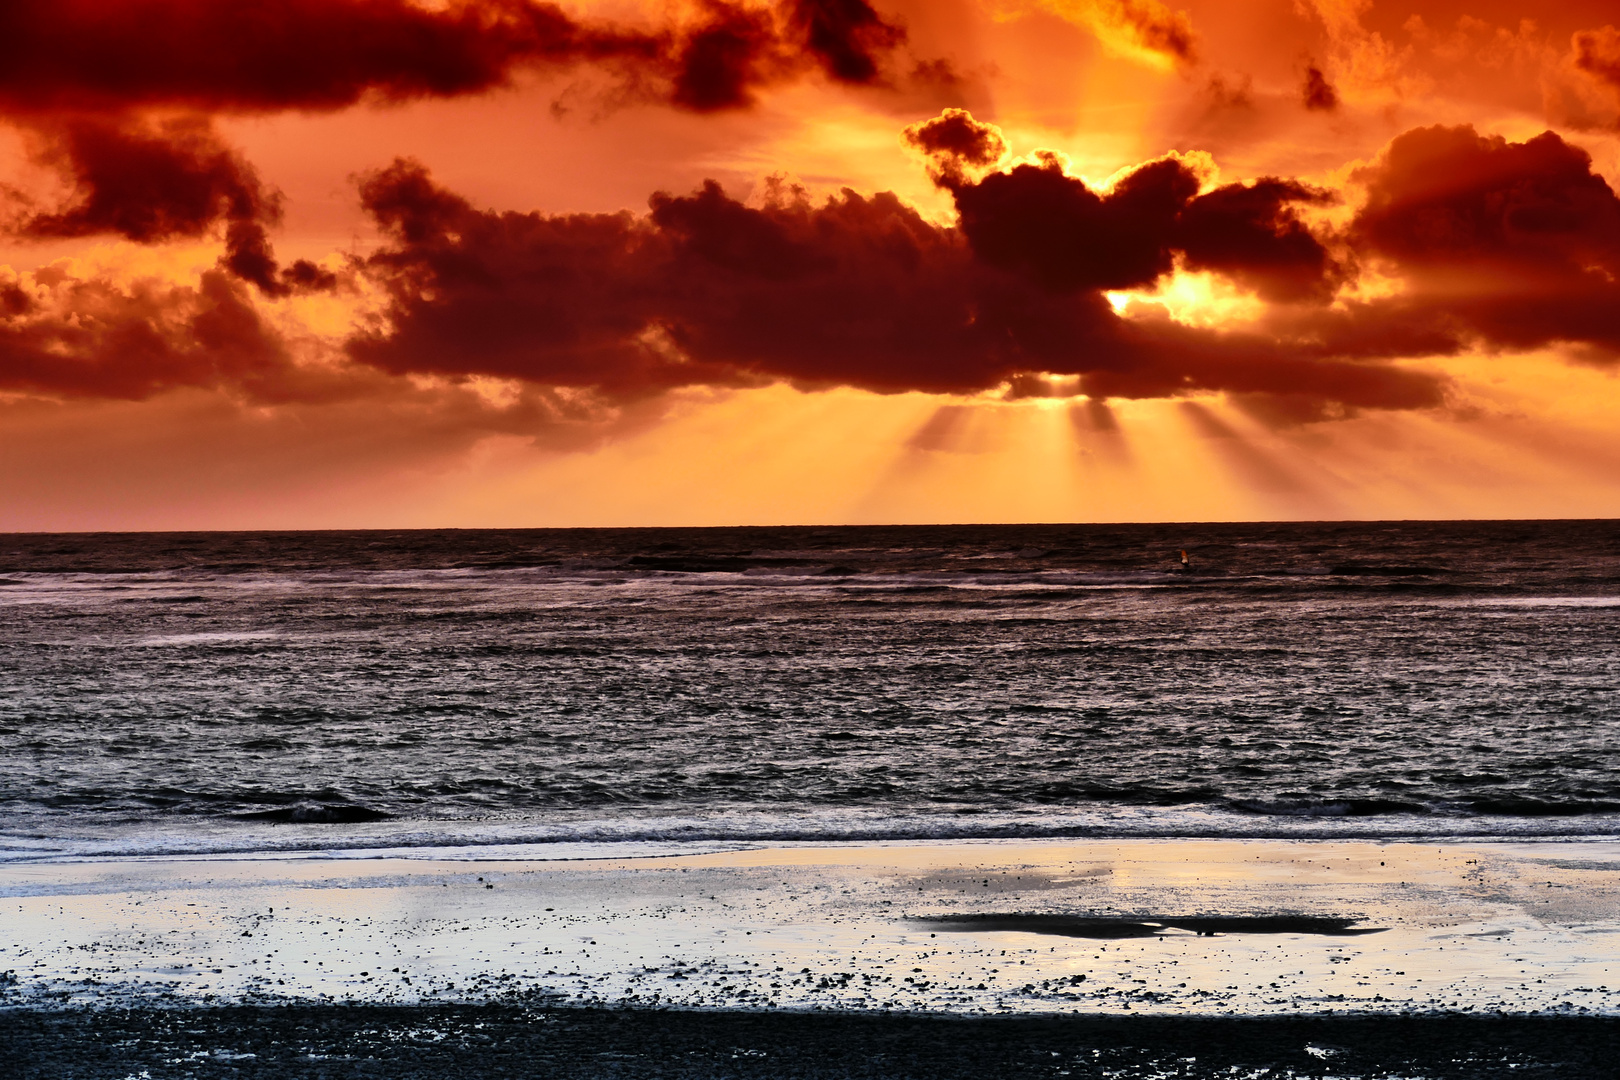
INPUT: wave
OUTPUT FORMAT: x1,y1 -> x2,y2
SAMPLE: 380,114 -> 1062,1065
234,802 -> 393,824
8,805 -> 1620,866
1467,798 -> 1620,817
3,553 -> 1617,609
1225,797 -> 1620,818
1226,798 -> 1432,817
8,522 -> 1620,874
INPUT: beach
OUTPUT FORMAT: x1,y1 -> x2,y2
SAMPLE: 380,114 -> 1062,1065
8,836 -> 1620,1075
6,523 -> 1620,1074
7,837 -> 1620,1014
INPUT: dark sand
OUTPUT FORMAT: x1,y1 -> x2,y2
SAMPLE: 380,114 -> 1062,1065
5,1006 -> 1620,1078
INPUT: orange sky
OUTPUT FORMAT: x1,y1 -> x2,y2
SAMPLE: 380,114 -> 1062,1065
3,0 -> 1620,529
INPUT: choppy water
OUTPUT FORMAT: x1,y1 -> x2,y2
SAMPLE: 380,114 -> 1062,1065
2,521 -> 1619,860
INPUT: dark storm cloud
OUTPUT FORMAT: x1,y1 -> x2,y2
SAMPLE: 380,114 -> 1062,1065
32,112 -> 1618,419
344,156 -> 1448,412
1177,179 -> 1343,302
1348,124 -> 1620,358
1572,25 -> 1620,97
909,110 -> 1344,302
1352,125 -> 1620,278
0,0 -> 650,113
903,108 -> 1007,182
14,115 -> 335,297
788,0 -> 907,85
671,0 -> 912,112
1105,0 -> 1199,68
351,159 -> 1031,396
1077,312 -> 1445,409
947,154 -> 1202,291
913,115 -> 1620,367
1302,63 -> 1338,112
19,116 -> 268,243
0,0 -> 911,116
0,269 -> 301,400
0,1 -> 928,288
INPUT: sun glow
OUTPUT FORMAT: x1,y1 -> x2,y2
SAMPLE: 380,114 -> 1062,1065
1113,268 -> 1269,328
1,0 -> 1618,528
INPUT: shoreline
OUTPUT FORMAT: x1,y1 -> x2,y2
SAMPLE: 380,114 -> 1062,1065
5,836 -> 1620,1017
11,814 -> 1620,868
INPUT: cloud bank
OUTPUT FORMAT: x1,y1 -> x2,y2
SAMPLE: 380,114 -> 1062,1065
0,0 -> 944,293
6,97 -> 1620,431
0,0 -> 920,115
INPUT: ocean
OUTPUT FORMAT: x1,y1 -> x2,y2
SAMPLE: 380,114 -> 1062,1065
4,520 -> 1619,862
9,521 -> 1620,1076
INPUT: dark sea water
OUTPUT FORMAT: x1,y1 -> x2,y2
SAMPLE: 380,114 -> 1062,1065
3,521 -> 1619,860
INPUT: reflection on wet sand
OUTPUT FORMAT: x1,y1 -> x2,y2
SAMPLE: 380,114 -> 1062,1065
915,914 -> 1387,938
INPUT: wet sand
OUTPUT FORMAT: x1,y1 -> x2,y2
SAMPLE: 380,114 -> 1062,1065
5,836 -> 1620,1016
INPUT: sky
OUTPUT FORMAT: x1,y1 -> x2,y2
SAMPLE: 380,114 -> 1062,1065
3,0 -> 1620,529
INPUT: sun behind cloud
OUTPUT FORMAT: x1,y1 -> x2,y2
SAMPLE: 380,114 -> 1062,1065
2,0 -> 1620,527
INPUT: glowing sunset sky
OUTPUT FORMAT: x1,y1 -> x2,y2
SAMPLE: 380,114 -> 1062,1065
4,0 -> 1620,528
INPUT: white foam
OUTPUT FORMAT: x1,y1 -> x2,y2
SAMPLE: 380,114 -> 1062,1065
8,807 -> 1620,867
